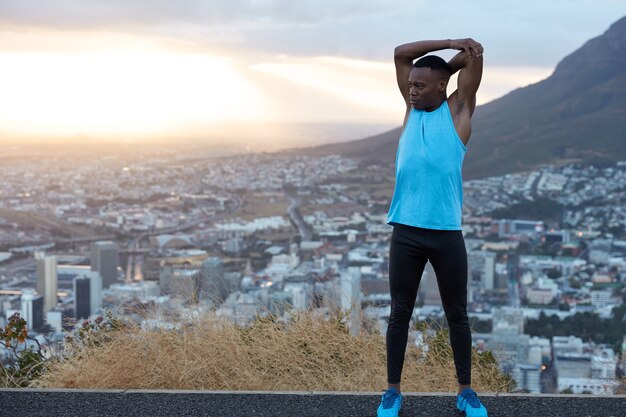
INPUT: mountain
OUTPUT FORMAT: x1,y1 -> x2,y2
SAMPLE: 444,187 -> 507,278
279,16 -> 626,180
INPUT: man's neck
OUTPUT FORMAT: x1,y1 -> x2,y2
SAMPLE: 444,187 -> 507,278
424,96 -> 447,112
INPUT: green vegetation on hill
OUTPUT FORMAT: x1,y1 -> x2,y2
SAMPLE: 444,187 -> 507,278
525,302 -> 626,353
490,198 -> 564,222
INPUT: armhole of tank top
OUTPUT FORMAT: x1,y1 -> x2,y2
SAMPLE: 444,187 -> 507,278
444,101 -> 467,152
398,107 -> 414,143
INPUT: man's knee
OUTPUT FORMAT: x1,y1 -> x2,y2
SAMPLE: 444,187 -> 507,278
388,305 -> 414,329
445,306 -> 470,331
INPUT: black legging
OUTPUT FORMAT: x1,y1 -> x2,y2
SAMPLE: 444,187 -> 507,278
386,222 -> 472,385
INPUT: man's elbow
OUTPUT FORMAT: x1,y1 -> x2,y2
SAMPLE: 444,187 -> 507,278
394,46 -> 411,60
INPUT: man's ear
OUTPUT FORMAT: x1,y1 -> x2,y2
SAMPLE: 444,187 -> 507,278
439,78 -> 449,92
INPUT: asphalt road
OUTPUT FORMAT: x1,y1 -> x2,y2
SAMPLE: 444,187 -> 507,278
1,389 -> 625,417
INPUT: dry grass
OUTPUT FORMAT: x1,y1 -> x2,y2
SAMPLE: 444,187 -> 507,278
34,309 -> 513,393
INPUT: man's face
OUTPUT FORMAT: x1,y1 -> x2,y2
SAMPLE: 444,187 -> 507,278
408,67 -> 447,111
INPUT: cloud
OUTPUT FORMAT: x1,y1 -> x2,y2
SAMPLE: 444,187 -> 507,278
251,56 -> 400,118
250,55 -> 554,113
0,0 -> 410,30
0,1 -> 623,68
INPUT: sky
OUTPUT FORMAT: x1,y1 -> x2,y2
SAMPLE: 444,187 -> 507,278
0,0 -> 624,143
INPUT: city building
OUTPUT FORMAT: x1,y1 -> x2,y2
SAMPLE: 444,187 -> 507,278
35,251 -> 58,312
492,219 -> 544,238
73,276 -> 91,320
160,265 -> 198,302
58,266 -> 103,318
493,307 -> 525,334
46,310 -> 64,332
197,257 -> 228,304
483,251 -> 496,291
20,290 -> 44,331
90,241 -> 119,288
514,364 -> 541,393
340,266 -> 361,336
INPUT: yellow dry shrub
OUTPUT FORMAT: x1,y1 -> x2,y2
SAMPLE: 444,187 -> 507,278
35,308 -> 513,393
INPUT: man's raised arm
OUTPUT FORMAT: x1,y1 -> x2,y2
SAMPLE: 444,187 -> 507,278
394,39 -> 453,106
448,38 -> 483,118
446,38 -> 484,145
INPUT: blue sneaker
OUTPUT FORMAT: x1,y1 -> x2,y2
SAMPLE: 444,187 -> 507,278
457,388 -> 488,417
377,387 -> 402,417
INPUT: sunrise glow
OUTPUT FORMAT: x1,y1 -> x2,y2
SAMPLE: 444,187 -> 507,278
0,29 -> 553,140
0,33 -> 266,139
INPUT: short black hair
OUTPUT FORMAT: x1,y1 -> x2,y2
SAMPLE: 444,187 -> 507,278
413,55 -> 451,78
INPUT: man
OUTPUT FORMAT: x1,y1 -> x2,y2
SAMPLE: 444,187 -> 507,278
377,38 -> 487,417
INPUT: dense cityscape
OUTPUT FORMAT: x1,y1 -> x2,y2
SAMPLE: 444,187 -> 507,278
1,146 -> 625,395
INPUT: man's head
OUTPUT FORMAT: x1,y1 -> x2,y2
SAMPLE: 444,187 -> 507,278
408,55 -> 451,111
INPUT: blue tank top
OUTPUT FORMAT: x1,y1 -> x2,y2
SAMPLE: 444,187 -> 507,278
386,100 -> 467,230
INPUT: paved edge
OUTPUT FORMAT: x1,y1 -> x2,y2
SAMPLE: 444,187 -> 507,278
2,388 -> 625,398
2,389 -> 625,417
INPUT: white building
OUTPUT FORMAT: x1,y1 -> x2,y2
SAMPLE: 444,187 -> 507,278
553,336 -> 584,356
108,281 -> 161,300
21,290 -> 44,330
528,336 -> 551,364
590,289 -> 613,309
35,251 -> 58,312
340,267 -> 361,336
270,253 -> 299,270
514,364 -> 541,393
525,276 -> 559,305
483,251 -> 496,291
558,377 -> 620,395
284,282 -> 311,312
555,353 -> 591,379
591,348 -> 617,379
46,310 -> 64,332
493,307 -> 525,335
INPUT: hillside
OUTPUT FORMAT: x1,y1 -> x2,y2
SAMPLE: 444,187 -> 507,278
279,16 -> 626,180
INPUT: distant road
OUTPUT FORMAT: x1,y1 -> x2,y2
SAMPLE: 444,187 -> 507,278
6,234 -> 117,248
0,257 -> 35,276
286,192 -> 312,241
